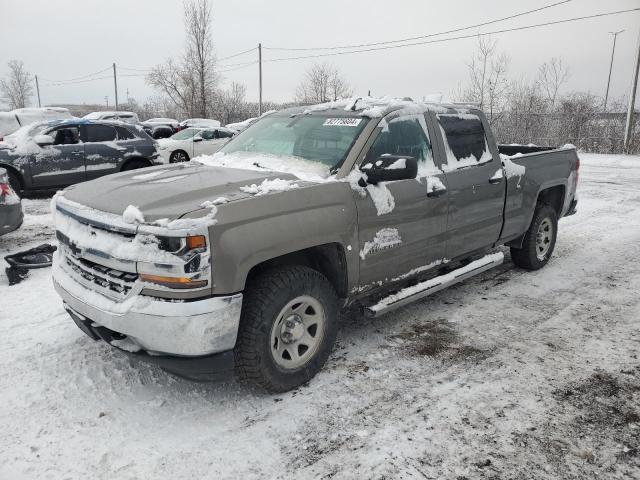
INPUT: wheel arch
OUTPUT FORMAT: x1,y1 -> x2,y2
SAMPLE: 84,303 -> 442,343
245,243 -> 349,299
506,184 -> 565,249
0,163 -> 26,190
120,157 -> 152,171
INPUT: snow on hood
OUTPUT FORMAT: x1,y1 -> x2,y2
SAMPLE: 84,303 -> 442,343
60,162 -> 302,224
195,151 -> 332,183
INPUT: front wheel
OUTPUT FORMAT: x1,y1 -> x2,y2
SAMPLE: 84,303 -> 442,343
234,265 -> 339,392
170,150 -> 189,163
510,204 -> 558,270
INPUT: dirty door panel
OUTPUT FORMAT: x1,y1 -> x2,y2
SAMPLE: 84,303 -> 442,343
435,113 -> 505,259
354,113 -> 448,291
29,125 -> 85,188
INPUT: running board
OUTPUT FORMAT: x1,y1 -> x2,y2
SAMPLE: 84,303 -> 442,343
365,252 -> 504,317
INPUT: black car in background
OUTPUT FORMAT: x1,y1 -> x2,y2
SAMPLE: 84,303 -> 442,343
0,119 -> 162,195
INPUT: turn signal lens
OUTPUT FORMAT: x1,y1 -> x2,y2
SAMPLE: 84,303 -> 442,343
187,235 -> 206,250
140,274 -> 208,289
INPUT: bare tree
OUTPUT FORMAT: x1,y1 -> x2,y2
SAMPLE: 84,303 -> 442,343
216,82 -> 247,124
457,36 -> 510,123
147,0 -> 217,117
183,0 -> 217,117
1,60 -> 34,109
536,57 -> 570,108
295,63 -> 351,104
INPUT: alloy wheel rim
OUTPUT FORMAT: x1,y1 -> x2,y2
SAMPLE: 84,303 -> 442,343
535,218 -> 553,260
269,295 -> 326,370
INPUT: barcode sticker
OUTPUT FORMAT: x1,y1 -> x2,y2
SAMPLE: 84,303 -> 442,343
323,118 -> 362,127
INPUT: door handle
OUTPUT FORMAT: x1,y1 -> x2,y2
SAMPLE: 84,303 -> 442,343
427,187 -> 447,198
71,150 -> 83,155
488,176 -> 503,184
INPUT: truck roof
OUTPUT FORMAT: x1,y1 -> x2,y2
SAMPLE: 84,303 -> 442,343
277,97 -> 481,119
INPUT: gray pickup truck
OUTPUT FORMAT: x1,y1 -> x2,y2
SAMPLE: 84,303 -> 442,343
51,98 -> 579,392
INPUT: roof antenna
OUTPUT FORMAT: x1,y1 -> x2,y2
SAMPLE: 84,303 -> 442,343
350,97 -> 362,111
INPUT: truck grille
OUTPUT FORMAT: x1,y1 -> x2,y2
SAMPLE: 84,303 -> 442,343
65,254 -> 138,297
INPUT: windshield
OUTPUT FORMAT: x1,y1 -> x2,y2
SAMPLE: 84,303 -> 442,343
220,115 -> 368,170
171,128 -> 200,140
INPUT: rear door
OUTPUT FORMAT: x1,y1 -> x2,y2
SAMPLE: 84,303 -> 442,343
29,124 -> 85,188
82,123 -> 125,179
432,112 -> 505,259
354,112 -> 449,291
192,128 -> 230,157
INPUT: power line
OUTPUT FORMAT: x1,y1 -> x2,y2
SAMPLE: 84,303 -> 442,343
218,61 -> 258,74
39,66 -> 111,83
264,0 -> 573,52
41,75 -> 113,87
217,46 -> 257,62
263,8 -> 640,63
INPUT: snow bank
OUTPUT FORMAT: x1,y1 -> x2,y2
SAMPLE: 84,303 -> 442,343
360,228 -> 402,260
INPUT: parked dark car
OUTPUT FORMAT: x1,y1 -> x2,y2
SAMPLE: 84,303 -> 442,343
0,167 -> 23,236
0,119 -> 162,195
148,125 -> 175,139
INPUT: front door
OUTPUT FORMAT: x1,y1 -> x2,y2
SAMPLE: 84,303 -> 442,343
82,124 -> 125,180
354,112 -> 449,292
432,112 -> 505,259
29,125 -> 85,188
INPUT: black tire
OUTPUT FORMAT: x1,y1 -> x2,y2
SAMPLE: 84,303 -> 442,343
234,265 -> 339,393
6,170 -> 22,198
121,159 -> 150,171
170,150 -> 189,163
510,204 -> 558,270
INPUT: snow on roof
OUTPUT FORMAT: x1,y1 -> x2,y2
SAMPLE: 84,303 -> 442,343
297,96 -> 466,118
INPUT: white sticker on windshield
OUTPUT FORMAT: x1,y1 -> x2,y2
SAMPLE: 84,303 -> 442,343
323,118 -> 362,127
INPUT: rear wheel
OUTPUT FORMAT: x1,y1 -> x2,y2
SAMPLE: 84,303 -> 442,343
510,204 -> 558,270
170,150 -> 189,163
234,265 -> 339,392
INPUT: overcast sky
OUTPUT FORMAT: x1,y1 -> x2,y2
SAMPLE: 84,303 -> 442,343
2,0 -> 639,109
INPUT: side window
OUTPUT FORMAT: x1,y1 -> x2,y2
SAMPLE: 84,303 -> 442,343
51,127 -> 80,145
436,114 -> 492,170
200,130 -> 215,140
86,124 -> 117,143
218,129 -> 233,138
365,115 -> 434,170
115,126 -> 135,140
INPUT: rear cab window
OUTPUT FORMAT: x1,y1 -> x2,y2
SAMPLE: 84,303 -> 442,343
436,112 -> 493,171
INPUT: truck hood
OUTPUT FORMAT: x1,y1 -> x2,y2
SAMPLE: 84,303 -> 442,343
62,163 -> 302,222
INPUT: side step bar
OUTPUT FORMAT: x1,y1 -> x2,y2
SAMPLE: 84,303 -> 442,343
365,252 -> 504,317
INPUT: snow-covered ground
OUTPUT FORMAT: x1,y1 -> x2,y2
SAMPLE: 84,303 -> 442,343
1,153 -> 639,479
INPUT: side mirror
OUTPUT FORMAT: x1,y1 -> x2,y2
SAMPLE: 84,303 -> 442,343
193,136 -> 203,143
359,155 -> 418,184
34,134 -> 54,146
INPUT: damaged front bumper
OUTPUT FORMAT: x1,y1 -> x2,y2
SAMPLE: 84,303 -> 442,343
53,259 -> 242,356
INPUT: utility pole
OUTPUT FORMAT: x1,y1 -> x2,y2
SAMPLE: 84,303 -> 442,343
105,96 -> 109,107
604,30 -> 624,112
113,63 -> 119,111
34,75 -> 41,107
624,28 -> 640,153
258,43 -> 262,116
